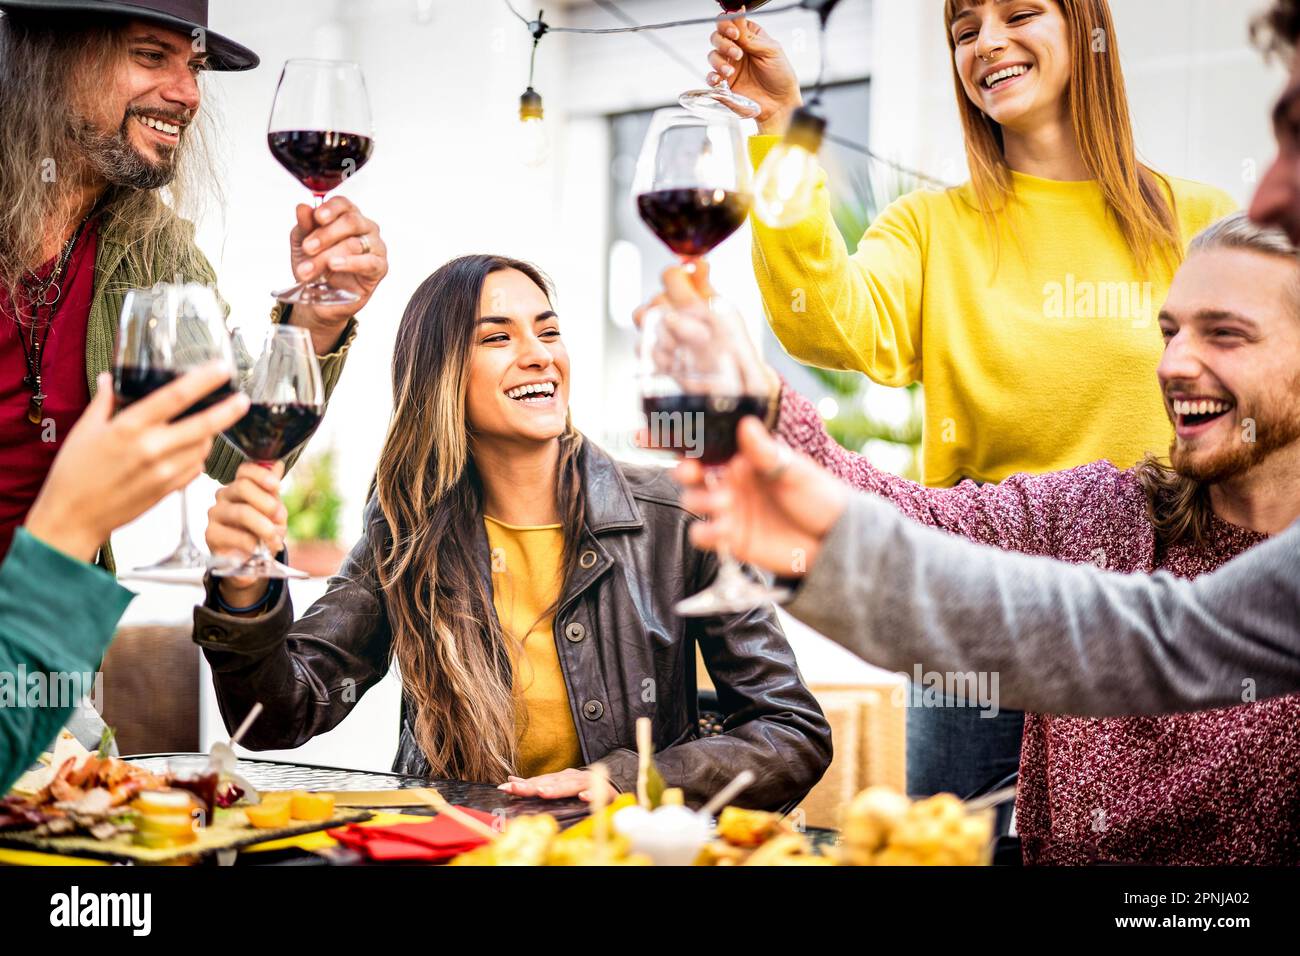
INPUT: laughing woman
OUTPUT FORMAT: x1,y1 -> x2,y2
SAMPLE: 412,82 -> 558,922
192,255 -> 831,809
707,0 -> 1237,802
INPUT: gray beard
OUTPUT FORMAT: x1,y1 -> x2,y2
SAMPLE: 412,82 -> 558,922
73,113 -> 177,191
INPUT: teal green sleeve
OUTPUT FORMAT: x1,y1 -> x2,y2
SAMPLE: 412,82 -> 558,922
0,528 -> 134,791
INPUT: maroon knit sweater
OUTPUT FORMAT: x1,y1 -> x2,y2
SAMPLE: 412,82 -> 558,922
775,382 -> 1300,865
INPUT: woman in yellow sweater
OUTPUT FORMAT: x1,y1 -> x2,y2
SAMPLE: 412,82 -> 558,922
704,0 -> 1235,802
194,254 -> 831,810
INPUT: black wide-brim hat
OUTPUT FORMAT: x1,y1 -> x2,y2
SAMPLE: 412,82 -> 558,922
0,0 -> 258,71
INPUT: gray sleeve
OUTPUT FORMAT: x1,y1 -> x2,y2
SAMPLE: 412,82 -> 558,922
783,492 -> 1300,717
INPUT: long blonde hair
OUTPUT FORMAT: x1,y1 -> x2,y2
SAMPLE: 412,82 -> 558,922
942,0 -> 1181,272
0,12 -> 221,301
373,255 -> 586,781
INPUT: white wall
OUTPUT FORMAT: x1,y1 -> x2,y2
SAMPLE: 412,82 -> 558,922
113,0 -> 1288,769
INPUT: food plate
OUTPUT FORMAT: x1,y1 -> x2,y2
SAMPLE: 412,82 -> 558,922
0,807 -> 372,864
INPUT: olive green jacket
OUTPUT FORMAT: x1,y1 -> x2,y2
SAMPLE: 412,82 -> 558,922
87,217 -> 357,573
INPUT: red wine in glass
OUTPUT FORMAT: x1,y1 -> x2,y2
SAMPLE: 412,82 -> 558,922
717,1 -> 773,11
268,59 -> 374,306
212,325 -> 324,581
223,402 -> 323,463
114,366 -> 237,418
113,285 -> 239,574
637,188 -> 751,259
267,130 -> 373,196
641,393 -> 767,465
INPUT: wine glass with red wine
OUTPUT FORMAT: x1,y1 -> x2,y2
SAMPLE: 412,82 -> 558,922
639,302 -> 789,616
634,107 -> 752,267
679,1 -> 773,118
211,325 -> 325,581
113,284 -> 238,575
268,59 -> 374,306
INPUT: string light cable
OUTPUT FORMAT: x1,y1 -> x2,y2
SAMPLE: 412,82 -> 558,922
503,0 -> 948,195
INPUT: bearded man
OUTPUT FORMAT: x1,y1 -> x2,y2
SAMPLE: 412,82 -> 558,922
0,0 -> 388,569
656,207 -> 1300,863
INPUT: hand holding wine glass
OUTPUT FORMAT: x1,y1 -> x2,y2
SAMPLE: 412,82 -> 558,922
705,6 -> 803,132
269,58 -> 379,311
285,195 -> 389,352
210,324 -> 325,581
675,418 -> 848,577
633,260 -> 778,403
26,365 -> 248,564
639,295 -> 788,616
204,460 -> 287,608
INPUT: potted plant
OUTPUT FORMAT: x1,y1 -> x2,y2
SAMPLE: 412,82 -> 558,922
283,447 -> 346,578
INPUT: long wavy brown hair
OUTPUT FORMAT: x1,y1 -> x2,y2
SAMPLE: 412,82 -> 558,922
942,0 -> 1181,272
0,12 -> 221,303
373,255 -> 586,782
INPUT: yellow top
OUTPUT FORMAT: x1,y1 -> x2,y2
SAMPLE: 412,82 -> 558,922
484,514 -> 583,778
748,135 -> 1238,486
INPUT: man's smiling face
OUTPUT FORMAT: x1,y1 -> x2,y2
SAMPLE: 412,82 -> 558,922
73,20 -> 207,189
1157,245 -> 1300,483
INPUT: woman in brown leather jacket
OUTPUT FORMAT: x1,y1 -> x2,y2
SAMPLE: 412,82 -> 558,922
193,254 -> 831,811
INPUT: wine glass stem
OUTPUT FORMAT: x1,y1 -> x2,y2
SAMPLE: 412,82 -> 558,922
306,192 -> 330,292
704,467 -> 738,570
252,460 -> 279,563
176,485 -> 196,550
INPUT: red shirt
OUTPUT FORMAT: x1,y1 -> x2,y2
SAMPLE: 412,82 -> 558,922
0,223 -> 98,561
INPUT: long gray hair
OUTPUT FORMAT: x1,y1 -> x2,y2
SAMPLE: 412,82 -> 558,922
0,12 -> 222,301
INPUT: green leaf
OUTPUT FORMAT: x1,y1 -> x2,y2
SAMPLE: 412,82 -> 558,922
643,759 -> 666,810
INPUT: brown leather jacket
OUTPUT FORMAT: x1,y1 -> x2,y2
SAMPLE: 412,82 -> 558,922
192,441 -> 831,811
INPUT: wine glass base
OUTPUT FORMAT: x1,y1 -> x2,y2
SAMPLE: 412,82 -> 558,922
674,577 -> 790,617
272,280 -> 360,306
678,87 -> 761,120
209,555 -> 310,581
133,540 -> 207,573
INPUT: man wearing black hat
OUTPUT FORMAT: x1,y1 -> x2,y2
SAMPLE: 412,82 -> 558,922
0,1 -> 388,571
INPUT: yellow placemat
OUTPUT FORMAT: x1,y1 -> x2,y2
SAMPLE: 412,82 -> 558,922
0,807 -> 371,864
0,847 -> 109,867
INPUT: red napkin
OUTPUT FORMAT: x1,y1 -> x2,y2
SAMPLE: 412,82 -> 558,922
327,807 -> 496,862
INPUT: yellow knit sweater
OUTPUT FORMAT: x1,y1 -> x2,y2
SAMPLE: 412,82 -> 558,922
748,135 -> 1237,486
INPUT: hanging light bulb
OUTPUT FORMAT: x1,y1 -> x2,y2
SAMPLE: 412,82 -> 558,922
753,105 -> 826,229
517,86 -> 550,168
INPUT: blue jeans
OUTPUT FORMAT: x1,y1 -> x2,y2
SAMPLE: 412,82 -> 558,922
906,705 -> 1024,831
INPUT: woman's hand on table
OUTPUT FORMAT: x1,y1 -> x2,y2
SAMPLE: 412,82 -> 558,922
205,460 -> 288,608
497,768 -> 619,803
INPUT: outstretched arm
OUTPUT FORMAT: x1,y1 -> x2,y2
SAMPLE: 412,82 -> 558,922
785,493 -> 1300,717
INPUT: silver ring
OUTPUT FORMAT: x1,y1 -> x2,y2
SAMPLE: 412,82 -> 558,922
357,233 -> 373,256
